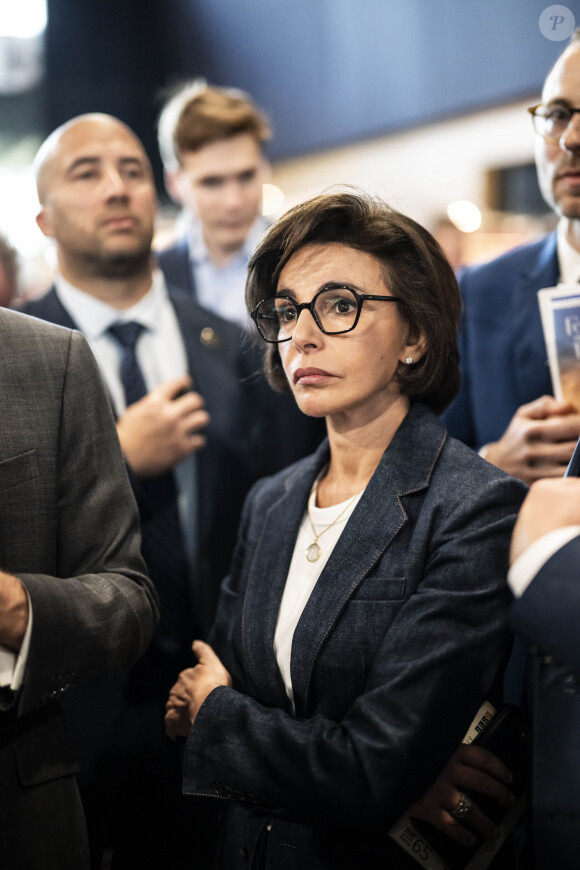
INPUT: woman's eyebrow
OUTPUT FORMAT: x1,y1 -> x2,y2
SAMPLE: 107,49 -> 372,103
275,282 -> 363,297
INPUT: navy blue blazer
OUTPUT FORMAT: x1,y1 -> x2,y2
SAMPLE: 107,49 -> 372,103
511,536 -> 580,869
183,403 -> 527,869
442,233 -> 558,449
157,239 -> 196,299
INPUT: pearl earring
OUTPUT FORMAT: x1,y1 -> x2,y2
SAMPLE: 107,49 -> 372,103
405,357 -> 414,365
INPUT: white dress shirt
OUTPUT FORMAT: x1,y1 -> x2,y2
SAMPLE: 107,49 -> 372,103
557,223 -> 580,284
508,526 -> 580,598
0,594 -> 32,691
55,269 -> 198,566
56,270 -> 187,413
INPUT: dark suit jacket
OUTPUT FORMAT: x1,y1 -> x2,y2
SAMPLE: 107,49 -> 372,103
157,238 -> 196,299
442,233 -> 558,449
0,309 -> 157,869
183,403 -> 527,869
20,284 -> 275,638
511,536 -> 580,870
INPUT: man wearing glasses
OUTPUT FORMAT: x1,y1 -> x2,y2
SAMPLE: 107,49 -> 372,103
442,29 -> 580,485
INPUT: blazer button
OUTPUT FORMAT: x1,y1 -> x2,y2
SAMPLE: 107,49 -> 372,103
238,845 -> 250,862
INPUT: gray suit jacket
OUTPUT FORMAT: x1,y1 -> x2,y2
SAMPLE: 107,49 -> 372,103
0,309 -> 157,868
184,403 -> 527,869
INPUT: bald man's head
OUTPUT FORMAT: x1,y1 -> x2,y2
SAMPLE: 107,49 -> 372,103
534,40 -> 580,221
35,113 -> 153,203
35,114 -> 157,283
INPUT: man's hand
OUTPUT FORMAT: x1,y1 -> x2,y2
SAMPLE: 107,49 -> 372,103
0,571 -> 29,651
165,640 -> 232,740
510,477 -> 580,564
483,396 -> 580,484
408,744 -> 515,847
117,375 -> 210,477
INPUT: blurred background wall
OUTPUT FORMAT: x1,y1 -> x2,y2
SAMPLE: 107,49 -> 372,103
0,0 -> 577,295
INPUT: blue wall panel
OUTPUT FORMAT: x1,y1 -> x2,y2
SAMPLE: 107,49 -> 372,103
159,0 -> 580,159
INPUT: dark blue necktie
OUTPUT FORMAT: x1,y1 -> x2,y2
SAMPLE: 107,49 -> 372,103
108,321 -> 191,658
107,321 -> 149,406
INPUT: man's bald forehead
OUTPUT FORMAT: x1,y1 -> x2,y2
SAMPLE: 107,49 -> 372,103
35,113 -> 151,202
542,38 -> 580,100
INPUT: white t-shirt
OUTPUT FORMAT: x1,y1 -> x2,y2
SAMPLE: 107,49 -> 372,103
274,484 -> 363,711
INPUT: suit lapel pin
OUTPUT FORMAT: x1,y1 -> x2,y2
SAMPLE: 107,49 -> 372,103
200,326 -> 222,349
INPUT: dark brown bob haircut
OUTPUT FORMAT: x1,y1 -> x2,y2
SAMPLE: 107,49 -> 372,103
246,190 -> 461,415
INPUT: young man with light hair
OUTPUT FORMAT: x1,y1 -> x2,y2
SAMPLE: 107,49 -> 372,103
157,80 -> 271,328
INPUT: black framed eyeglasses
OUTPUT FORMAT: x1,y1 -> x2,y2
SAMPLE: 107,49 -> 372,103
528,103 -> 580,141
250,285 -> 404,344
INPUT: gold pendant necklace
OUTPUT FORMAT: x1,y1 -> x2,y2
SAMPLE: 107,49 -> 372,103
306,488 -> 360,563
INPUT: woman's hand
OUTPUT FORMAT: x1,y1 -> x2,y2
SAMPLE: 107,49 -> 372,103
165,640 -> 232,740
407,744 -> 515,846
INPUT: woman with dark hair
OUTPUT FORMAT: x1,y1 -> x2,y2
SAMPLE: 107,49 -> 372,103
166,191 -> 526,869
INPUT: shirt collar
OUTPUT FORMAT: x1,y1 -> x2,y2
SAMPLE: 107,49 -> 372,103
188,215 -> 269,267
557,223 -> 580,283
54,269 -> 169,340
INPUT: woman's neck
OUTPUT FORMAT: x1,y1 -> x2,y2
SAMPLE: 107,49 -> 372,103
317,396 -> 410,507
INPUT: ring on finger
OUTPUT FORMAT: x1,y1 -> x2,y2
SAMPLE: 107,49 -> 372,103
449,792 -> 473,821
